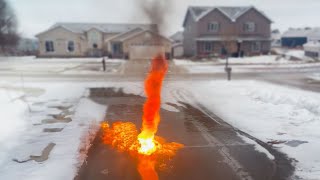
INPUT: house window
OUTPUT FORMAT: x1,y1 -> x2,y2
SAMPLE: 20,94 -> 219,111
113,43 -> 122,54
252,42 -> 261,52
67,41 -> 75,52
203,42 -> 213,52
45,41 -> 54,52
244,22 -> 256,32
93,43 -> 98,49
208,22 -> 220,32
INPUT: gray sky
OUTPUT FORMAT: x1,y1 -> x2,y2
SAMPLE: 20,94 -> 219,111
7,0 -> 320,38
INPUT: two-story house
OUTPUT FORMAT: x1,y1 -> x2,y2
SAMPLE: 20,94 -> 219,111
183,6 -> 272,57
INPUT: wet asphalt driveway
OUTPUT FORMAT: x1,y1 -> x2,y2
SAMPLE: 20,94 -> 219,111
74,88 -> 294,180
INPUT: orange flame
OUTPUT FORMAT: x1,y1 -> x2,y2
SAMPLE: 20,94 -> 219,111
138,54 -> 168,155
101,55 -> 183,180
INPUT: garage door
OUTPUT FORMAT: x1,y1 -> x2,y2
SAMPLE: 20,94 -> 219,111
129,45 -> 165,60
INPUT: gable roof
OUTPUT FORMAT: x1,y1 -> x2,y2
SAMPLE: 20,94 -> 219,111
36,23 -> 158,37
183,6 -> 272,27
108,27 -> 144,42
111,29 -> 172,43
170,31 -> 183,42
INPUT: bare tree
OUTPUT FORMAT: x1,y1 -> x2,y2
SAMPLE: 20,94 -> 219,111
0,0 -> 19,53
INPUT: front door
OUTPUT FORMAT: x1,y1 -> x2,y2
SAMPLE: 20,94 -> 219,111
112,43 -> 123,57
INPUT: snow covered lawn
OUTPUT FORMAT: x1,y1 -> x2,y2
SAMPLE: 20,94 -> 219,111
308,73 -> 320,80
0,56 -> 126,74
0,82 -> 107,180
170,80 -> 320,179
174,55 -> 320,74
218,55 -> 290,64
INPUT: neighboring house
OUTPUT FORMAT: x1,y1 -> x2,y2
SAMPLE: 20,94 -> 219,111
36,23 -> 172,59
304,41 -> 320,60
182,6 -> 272,58
170,31 -> 184,58
281,28 -> 312,48
271,29 -> 281,47
306,28 -> 320,42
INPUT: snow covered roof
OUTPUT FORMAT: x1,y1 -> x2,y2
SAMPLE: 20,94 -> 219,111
282,28 -> 320,39
183,6 -> 272,27
37,23 -> 158,36
282,28 -> 313,38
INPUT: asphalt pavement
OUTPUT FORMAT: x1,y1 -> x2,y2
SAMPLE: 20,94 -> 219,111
74,88 -> 294,180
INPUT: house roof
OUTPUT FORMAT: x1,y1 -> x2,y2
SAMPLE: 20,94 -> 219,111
183,6 -> 272,27
282,28 -> 313,38
170,31 -> 183,42
107,28 -> 144,42
107,29 -> 172,44
36,23 -> 158,36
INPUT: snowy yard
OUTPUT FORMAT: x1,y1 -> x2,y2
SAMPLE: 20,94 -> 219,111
0,82 -> 107,179
308,73 -> 320,80
0,56 -> 126,74
167,81 -> 320,179
174,55 -> 320,74
0,79 -> 319,179
0,80 -> 145,179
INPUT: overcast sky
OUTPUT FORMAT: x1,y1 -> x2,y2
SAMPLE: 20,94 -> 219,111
7,0 -> 320,38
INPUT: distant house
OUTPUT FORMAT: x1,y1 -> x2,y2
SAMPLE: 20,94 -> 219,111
304,41 -> 320,60
182,6 -> 272,58
170,31 -> 184,58
36,23 -> 172,59
281,28 -> 312,48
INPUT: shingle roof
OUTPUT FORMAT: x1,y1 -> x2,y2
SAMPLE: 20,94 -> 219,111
48,23 -> 157,34
108,28 -> 144,42
184,6 -> 272,26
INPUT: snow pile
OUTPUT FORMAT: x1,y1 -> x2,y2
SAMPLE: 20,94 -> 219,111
0,82 -> 107,180
174,59 -> 215,65
285,50 -> 305,60
308,73 -> 320,80
0,89 -> 29,166
178,80 -> 320,179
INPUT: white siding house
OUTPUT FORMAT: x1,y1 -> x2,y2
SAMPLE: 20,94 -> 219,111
304,41 -> 320,60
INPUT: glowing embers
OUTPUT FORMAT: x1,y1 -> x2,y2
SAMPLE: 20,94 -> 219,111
101,121 -> 184,180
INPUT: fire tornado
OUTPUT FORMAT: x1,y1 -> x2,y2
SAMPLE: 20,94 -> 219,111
101,55 -> 184,180
138,55 -> 168,155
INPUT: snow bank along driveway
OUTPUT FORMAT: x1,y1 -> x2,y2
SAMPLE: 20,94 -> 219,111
0,82 -> 106,180
171,80 -> 320,179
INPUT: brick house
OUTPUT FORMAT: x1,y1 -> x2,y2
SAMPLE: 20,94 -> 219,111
182,6 -> 272,57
